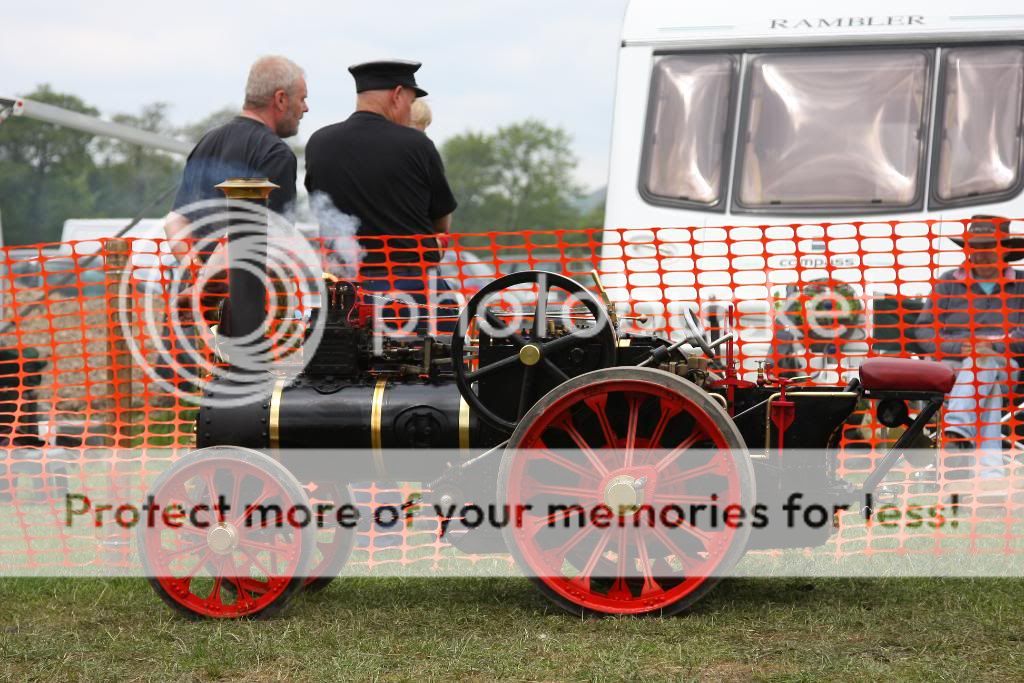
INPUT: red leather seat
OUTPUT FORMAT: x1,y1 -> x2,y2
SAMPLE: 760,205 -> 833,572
859,357 -> 955,394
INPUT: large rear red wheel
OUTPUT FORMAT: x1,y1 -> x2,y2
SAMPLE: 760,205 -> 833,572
139,447 -> 315,619
499,367 -> 753,616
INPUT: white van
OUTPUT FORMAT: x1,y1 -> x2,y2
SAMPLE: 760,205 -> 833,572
603,0 -> 1024,380
54,219 -> 174,294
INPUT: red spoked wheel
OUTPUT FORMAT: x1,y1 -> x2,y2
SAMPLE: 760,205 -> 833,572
303,481 -> 356,592
139,447 -> 315,619
499,367 -> 753,617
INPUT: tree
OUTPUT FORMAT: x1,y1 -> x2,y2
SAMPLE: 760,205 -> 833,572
440,131 -> 502,231
574,187 -> 606,230
179,106 -> 238,144
0,84 -> 99,244
576,202 -> 605,230
441,120 -> 584,234
89,102 -> 184,218
0,89 -> 242,246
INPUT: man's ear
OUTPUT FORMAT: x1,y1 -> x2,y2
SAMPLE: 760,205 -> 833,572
274,89 -> 289,112
391,86 -> 404,105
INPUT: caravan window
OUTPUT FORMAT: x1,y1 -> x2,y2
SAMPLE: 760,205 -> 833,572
934,47 -> 1024,203
640,54 -> 735,207
736,50 -> 930,210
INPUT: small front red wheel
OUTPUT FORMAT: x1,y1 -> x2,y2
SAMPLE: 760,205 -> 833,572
139,447 -> 315,619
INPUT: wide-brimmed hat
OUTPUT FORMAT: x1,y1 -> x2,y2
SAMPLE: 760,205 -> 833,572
946,215 -> 1024,262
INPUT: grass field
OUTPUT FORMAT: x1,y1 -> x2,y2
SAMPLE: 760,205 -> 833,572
1,576 -> 1022,681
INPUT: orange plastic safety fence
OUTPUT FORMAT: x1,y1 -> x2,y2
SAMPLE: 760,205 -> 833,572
0,218 -> 1022,572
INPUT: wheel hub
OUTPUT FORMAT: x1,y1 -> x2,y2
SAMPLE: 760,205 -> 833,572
207,523 -> 238,555
519,344 -> 542,366
604,474 -> 646,515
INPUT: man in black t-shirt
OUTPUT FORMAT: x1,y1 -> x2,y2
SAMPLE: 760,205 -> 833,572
165,55 -> 308,256
158,56 -> 308,392
305,60 -> 457,267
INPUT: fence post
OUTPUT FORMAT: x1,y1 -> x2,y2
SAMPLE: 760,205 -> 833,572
100,237 -> 133,570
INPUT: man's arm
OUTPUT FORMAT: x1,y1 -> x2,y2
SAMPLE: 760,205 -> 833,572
166,146 -> 203,260
431,214 -> 452,251
425,139 -> 456,254
163,209 -> 229,320
1007,273 -> 1024,356
425,141 -> 457,222
264,147 -> 298,218
910,277 -> 966,358
432,213 -> 451,234
422,138 -> 457,255
163,211 -> 193,259
163,210 -> 229,271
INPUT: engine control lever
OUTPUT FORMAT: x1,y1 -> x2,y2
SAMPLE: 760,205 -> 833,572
636,337 -> 695,368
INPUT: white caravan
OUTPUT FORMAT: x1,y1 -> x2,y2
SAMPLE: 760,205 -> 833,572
602,0 -> 1024,380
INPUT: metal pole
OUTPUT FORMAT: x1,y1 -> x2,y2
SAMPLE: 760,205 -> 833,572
0,95 -> 192,156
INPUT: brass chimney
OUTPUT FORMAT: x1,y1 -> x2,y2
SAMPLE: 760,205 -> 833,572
214,177 -> 278,358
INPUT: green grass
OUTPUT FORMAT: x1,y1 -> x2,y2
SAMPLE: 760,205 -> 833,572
1,577 -> 1022,681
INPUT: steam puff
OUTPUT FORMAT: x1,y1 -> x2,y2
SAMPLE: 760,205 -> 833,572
310,191 -> 363,279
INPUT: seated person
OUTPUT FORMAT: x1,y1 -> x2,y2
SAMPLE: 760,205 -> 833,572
909,216 -> 1024,479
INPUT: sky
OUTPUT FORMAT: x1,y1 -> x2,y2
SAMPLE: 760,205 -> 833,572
0,0 -> 630,191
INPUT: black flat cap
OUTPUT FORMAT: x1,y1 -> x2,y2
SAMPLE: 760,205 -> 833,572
348,59 -> 428,97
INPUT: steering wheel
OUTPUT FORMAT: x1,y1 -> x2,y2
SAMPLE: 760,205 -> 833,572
681,306 -> 719,360
451,271 -> 617,432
